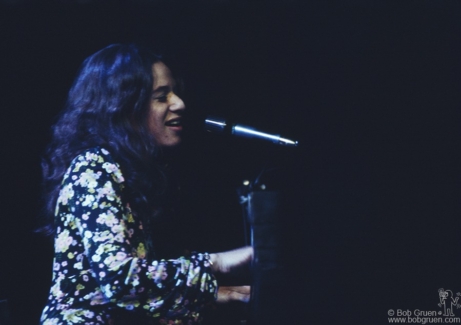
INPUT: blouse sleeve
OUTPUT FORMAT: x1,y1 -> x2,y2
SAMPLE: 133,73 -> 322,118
58,147 -> 217,320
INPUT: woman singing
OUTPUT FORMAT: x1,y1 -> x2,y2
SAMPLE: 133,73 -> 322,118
40,43 -> 252,325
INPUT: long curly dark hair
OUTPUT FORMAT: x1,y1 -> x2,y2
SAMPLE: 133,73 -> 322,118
40,43 -> 170,236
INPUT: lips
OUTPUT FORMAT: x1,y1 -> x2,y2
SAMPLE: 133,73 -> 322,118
165,117 -> 183,127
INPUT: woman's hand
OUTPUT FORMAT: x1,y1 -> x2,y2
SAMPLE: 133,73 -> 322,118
209,247 -> 253,305
216,286 -> 251,303
209,246 -> 253,274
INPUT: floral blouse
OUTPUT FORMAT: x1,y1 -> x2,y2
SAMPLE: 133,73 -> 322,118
40,147 -> 218,325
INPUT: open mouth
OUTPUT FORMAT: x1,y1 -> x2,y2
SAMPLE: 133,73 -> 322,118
165,118 -> 183,127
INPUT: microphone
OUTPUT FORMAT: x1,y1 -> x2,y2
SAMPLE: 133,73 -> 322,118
204,116 -> 299,147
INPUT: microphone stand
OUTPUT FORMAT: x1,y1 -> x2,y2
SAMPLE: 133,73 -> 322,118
237,166 -> 285,325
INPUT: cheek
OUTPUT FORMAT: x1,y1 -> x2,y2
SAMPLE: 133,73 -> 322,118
148,119 -> 165,140
148,105 -> 166,128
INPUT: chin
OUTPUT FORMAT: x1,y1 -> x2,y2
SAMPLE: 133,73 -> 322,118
159,138 -> 182,148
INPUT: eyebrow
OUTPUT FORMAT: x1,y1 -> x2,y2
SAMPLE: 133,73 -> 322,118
153,85 -> 171,93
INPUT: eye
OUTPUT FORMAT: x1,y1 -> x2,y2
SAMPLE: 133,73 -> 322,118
153,94 -> 168,103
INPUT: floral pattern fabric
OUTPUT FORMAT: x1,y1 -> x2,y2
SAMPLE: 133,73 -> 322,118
41,147 -> 217,325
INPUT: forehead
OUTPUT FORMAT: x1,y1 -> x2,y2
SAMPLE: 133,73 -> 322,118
152,62 -> 173,88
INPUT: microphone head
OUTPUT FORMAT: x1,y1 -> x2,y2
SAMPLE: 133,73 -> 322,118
204,116 -> 227,134
205,115 -> 299,147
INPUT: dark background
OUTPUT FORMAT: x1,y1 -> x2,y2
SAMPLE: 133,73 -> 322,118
1,0 -> 460,324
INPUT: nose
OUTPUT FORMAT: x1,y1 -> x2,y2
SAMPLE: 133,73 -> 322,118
169,93 -> 185,112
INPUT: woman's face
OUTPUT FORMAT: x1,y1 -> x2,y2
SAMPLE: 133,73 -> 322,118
148,62 -> 185,147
